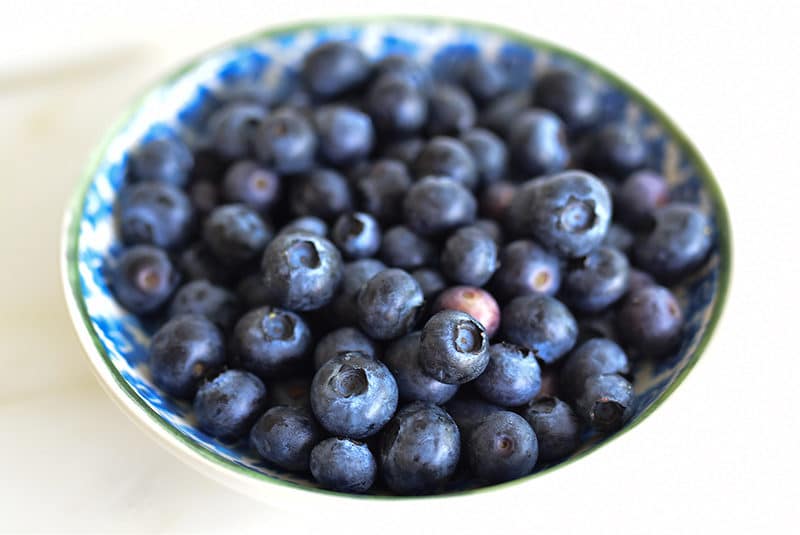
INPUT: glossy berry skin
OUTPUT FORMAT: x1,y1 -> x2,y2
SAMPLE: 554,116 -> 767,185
501,294 -> 577,364
331,212 -> 381,259
426,84 -> 476,136
290,168 -> 353,221
533,69 -> 600,135
380,138 -> 424,167
279,216 -> 328,238
461,128 -> 508,185
634,203 -> 712,281
576,373 -> 634,433
356,268 -> 424,340
193,370 -> 267,440
207,101 -> 266,159
562,246 -> 630,313
310,438 -> 377,493
478,90 -> 531,138
462,59 -> 509,104
116,182 -> 193,250
444,399 -> 503,436
617,285 -> 683,357
507,109 -> 569,177
168,280 -> 241,332
261,232 -> 343,311
310,352 -> 399,439
355,159 -> 412,224
480,181 -> 517,221
560,338 -> 630,401
472,219 -> 504,246
366,74 -> 428,135
582,123 -> 647,178
329,259 -> 386,326
433,286 -> 500,338
507,171 -> 612,258
411,268 -> 447,300
419,310 -> 490,384
374,54 -> 431,92
130,136 -> 193,186
383,332 -> 459,404
440,226 -> 499,286
253,107 -> 317,174
222,160 -> 281,213
313,327 -> 378,370
111,245 -> 180,314
203,204 -> 271,265
231,306 -> 312,379
466,411 -> 537,484
149,315 -> 226,399
475,343 -> 542,407
302,41 -> 370,99
266,376 -> 312,408
379,226 -> 436,270
412,136 -> 478,190
250,406 -> 322,471
521,397 -> 580,462
491,240 -> 561,302
403,176 -> 477,237
379,402 -> 461,495
314,105 -> 375,167
615,170 -> 670,229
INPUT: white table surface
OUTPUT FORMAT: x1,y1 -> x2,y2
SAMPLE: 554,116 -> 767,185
1,1 -> 798,533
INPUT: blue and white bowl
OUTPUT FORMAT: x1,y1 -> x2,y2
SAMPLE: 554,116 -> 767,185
61,18 -> 731,504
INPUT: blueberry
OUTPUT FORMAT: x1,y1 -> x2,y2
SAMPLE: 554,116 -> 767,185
602,223 -> 634,254
331,212 -> 381,259
313,327 -> 378,370
475,343 -> 541,406
356,268 -> 424,340
366,74 -> 428,135
582,123 -> 647,178
314,105 -> 374,166
634,203 -> 712,281
460,128 -> 508,185
380,137 -> 424,166
478,90 -> 531,137
253,107 -> 317,174
615,170 -> 670,229
193,370 -> 267,440
290,168 -> 353,221
501,294 -> 577,364
178,242 -> 232,286
279,216 -> 329,238
222,160 -> 281,213
231,306 -> 312,379
130,136 -> 193,186
617,285 -> 683,357
491,240 -> 561,301
310,352 -> 398,438
507,171 -> 612,258
329,258 -> 386,326
188,179 -> 220,219
373,54 -> 431,92
116,182 -> 194,250
627,268 -> 656,293
444,399 -> 503,435
562,246 -> 630,313
479,180 -> 517,221
419,310 -> 489,384
426,84 -> 476,136
471,219 -> 504,246
379,226 -> 436,270
250,406 -> 322,471
533,69 -> 600,135
235,273 -> 271,309
411,268 -> 447,300
266,376 -> 312,408
507,109 -> 569,176
111,245 -> 180,314
261,232 -> 343,311
403,176 -> 477,237
302,41 -> 370,99
521,397 -> 580,462
383,332 -> 459,404
576,374 -> 634,432
465,411 -> 537,483
168,280 -> 241,331
310,438 -> 377,493
379,402 -> 460,494
412,136 -> 478,190
560,338 -> 630,401
149,315 -> 226,399
207,101 -> 266,159
432,286 -> 501,338
462,59 -> 509,104
203,204 -> 271,265
355,159 -> 412,224
440,226 -> 499,286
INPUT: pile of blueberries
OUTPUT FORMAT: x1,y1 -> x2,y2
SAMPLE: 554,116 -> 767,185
109,40 -> 713,495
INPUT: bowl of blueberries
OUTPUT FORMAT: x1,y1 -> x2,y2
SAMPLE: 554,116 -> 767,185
61,17 -> 731,502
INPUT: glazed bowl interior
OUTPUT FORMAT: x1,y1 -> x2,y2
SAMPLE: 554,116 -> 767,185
62,18 -> 731,499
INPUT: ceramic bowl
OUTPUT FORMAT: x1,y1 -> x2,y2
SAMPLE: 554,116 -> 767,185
61,17 -> 731,505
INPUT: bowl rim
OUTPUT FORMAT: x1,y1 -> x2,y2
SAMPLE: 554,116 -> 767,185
60,15 -> 732,502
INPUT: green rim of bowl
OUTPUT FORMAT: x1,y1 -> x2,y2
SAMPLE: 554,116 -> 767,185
61,15 -> 732,501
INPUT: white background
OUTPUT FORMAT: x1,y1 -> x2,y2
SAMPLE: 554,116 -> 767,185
1,1 -> 798,533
